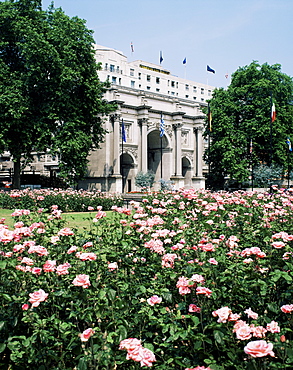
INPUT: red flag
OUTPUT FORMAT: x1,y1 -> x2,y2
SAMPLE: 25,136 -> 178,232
271,102 -> 276,122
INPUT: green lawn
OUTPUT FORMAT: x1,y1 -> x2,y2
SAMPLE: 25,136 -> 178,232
0,209 -> 112,230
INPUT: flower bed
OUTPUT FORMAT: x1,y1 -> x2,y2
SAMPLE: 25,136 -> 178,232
0,188 -> 123,211
1,188 -> 293,369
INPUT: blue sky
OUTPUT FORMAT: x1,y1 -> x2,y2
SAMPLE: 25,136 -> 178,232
42,0 -> 293,89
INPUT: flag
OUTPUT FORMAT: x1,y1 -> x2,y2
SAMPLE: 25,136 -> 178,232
286,137 -> 292,151
207,65 -> 215,74
271,101 -> 276,122
121,119 -> 126,143
160,113 -> 165,137
160,51 -> 163,64
183,57 -> 187,65
208,105 -> 212,132
249,139 -> 253,154
130,42 -> 134,53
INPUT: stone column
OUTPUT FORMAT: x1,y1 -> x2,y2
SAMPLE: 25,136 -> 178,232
196,126 -> 204,177
173,123 -> 183,176
138,118 -> 148,173
111,113 -> 121,175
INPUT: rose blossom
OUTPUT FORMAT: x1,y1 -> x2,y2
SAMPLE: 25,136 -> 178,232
244,307 -> 258,320
138,347 -> 156,367
56,263 -> 71,275
108,262 -> 118,271
189,304 -> 201,313
281,304 -> 293,313
196,286 -> 212,297
236,324 -> 252,340
43,260 -> 56,272
79,328 -> 95,342
244,340 -> 275,358
72,274 -> 91,288
212,307 -> 232,323
22,304 -> 29,310
147,295 -> 162,306
28,289 -> 48,308
266,321 -> 280,333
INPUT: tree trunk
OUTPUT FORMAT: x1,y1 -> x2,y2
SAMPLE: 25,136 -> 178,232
13,158 -> 21,189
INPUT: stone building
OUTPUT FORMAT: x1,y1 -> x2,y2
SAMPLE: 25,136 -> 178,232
0,44 -> 214,191
78,45 -> 215,192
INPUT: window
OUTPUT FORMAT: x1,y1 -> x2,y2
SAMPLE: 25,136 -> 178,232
112,76 -> 117,84
105,63 -> 108,71
185,95 -> 189,98
201,88 -> 204,94
110,64 -> 115,72
116,66 -> 120,73
147,86 -> 151,90
119,78 -> 121,85
208,89 -> 211,96
138,73 -> 141,80
156,77 -> 160,84
139,84 -> 141,88
171,81 -> 175,87
193,86 -> 197,92
147,75 -> 151,81
193,97 -> 197,100
131,80 -> 135,87
130,68 -> 134,76
176,82 -> 178,88
156,88 -> 160,92
171,91 -> 175,95
185,84 -> 189,90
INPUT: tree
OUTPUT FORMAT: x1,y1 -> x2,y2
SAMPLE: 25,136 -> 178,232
205,62 -> 293,189
0,0 -> 115,188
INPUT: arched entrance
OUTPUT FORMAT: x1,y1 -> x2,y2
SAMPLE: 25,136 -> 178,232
147,130 -> 169,186
120,152 -> 135,192
182,156 -> 192,187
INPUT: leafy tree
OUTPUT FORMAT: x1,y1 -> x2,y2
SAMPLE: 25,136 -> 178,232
205,62 -> 293,189
0,0 -> 115,188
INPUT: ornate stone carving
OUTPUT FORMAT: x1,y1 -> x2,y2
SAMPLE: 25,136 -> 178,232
110,113 -> 121,123
138,118 -> 148,126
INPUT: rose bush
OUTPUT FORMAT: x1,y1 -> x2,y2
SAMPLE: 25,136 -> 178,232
0,187 -> 293,369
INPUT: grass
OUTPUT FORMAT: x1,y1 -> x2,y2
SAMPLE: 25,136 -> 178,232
0,209 -> 113,230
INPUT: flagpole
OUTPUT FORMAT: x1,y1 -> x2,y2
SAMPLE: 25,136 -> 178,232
121,119 -> 124,192
288,146 -> 290,189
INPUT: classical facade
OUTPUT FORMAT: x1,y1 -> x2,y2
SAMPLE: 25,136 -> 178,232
78,45 -> 214,192
0,44 -> 214,191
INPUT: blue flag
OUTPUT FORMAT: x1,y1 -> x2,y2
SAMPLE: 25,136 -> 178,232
183,57 -> 186,64
207,65 -> 215,74
121,119 -> 126,143
160,51 -> 163,64
160,114 -> 165,137
286,137 -> 292,151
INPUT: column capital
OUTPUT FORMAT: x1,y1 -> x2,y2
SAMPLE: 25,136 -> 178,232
193,125 -> 204,134
173,123 -> 184,131
110,113 -> 121,123
138,117 -> 148,126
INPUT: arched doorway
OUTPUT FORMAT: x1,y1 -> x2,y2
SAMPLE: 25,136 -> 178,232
147,130 -> 169,186
182,156 -> 192,187
120,152 -> 135,192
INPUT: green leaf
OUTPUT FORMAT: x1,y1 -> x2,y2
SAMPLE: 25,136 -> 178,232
0,343 -> 6,353
214,330 -> 225,345
77,357 -> 88,370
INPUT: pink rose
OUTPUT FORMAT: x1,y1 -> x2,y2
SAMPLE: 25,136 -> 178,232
138,347 -> 156,367
189,304 -> 201,313
147,295 -> 162,306
196,286 -> 212,297
281,304 -> 293,313
72,274 -> 91,288
58,228 -> 74,236
266,321 -> 280,333
236,324 -> 252,340
108,262 -> 118,271
244,307 -> 258,320
28,289 -> 48,308
43,260 -> 56,272
79,328 -> 95,342
244,340 -> 275,358
212,307 -> 232,323
22,304 -> 29,310
56,263 -> 71,275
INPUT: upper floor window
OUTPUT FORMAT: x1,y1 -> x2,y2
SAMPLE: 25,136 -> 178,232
156,77 -> 160,84
185,84 -> 189,90
131,80 -> 135,87
110,64 -> 115,72
112,76 -> 117,84
147,75 -> 151,82
130,68 -> 134,76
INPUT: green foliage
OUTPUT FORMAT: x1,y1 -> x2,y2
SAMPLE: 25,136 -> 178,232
0,0 -> 116,187
1,188 -> 293,369
135,171 -> 155,190
205,62 -> 293,189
